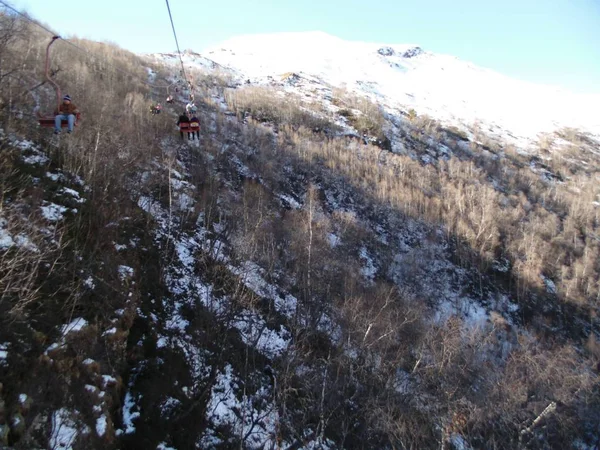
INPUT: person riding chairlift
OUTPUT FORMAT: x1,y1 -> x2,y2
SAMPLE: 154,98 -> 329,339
189,115 -> 200,141
151,103 -> 162,115
54,95 -> 79,134
176,111 -> 190,140
185,102 -> 197,115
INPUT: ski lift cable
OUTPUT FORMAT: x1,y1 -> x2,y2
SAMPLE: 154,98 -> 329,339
164,0 -> 193,101
0,0 -> 174,90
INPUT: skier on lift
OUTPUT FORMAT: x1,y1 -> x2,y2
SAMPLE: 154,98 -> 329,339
176,111 -> 190,140
150,103 -> 162,115
189,115 -> 200,141
54,95 -> 79,134
186,101 -> 197,115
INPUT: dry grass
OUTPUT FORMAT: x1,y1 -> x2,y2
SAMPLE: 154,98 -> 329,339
225,85 -> 338,132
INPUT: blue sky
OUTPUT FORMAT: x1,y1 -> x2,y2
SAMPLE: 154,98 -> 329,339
9,0 -> 600,93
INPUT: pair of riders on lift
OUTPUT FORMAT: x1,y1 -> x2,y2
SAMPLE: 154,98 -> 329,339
151,103 -> 162,115
176,112 -> 200,140
54,95 -> 79,134
185,101 -> 197,115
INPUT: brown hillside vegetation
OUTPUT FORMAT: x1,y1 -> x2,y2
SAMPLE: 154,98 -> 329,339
0,7 -> 599,450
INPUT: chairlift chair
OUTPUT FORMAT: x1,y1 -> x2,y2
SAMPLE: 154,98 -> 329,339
36,36 -> 81,129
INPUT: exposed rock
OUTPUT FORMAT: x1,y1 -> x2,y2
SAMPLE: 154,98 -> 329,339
377,46 -> 395,56
403,46 -> 424,58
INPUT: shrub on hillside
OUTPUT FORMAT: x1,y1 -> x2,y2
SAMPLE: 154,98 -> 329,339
225,86 -> 337,132
331,89 -> 390,148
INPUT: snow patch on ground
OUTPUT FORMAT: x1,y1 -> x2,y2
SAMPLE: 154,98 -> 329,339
204,364 -> 278,449
122,390 -> 141,434
278,193 -> 302,209
542,276 -> 557,295
118,265 -> 134,280
0,342 -> 8,366
95,415 -> 107,437
327,233 -> 340,248
49,408 -> 86,450
232,313 -> 291,359
138,195 -> 164,219
231,261 -> 297,318
46,171 -> 66,182
41,202 -> 68,222
22,153 -> 49,165
449,434 -> 473,450
101,374 -> 118,388
14,233 -> 38,252
46,318 -> 88,354
156,443 -> 177,450
59,187 -> 86,203
436,298 -> 489,330
359,246 -> 377,281
0,218 -> 14,250
84,276 -> 96,289
62,317 -> 88,335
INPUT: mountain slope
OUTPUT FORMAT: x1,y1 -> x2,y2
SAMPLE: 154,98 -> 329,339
1,13 -> 600,450
195,31 -> 599,141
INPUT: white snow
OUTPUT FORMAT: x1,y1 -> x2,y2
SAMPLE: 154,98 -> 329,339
61,317 -> 88,336
101,374 -> 118,388
59,187 -> 85,203
95,415 -> 107,437
118,265 -> 134,280
359,246 -> 377,281
278,193 -> 302,209
14,233 -> 38,252
449,434 -> 473,450
232,314 -> 291,359
231,261 -> 297,318
205,365 -> 278,449
185,31 -> 600,141
0,342 -> 8,366
0,219 -> 33,253
46,171 -> 65,182
41,202 -> 68,222
435,298 -> 489,331
156,443 -> 177,450
0,218 -> 14,250
542,276 -> 558,295
83,276 -> 96,289
327,233 -> 340,248
122,391 -> 141,434
178,192 -> 195,210
49,409 -> 80,450
102,327 -> 117,336
138,195 -> 164,218
22,153 -> 49,165
164,307 -> 189,332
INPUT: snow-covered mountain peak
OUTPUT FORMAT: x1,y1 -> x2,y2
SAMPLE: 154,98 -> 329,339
153,31 -> 599,142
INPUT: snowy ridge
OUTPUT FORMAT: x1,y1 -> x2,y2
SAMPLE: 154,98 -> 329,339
155,31 -> 599,141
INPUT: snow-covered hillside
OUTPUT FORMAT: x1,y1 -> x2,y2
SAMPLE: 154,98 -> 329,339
3,16 -> 600,448
156,31 -> 599,142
